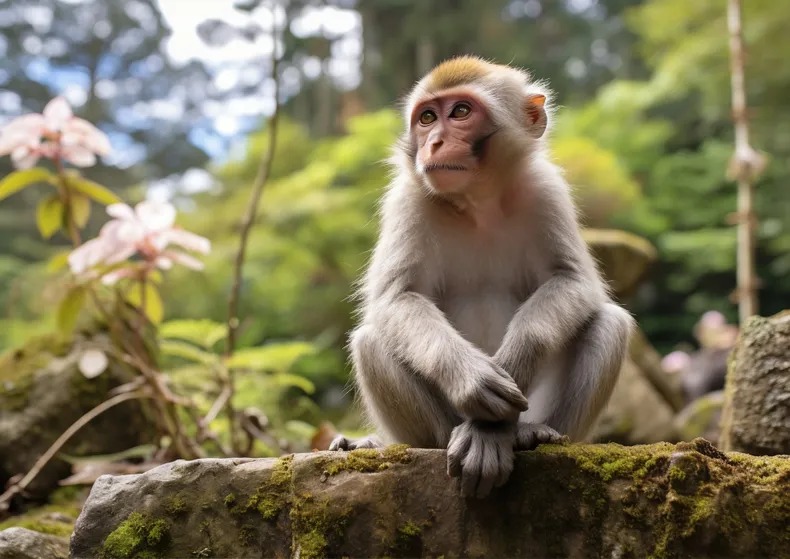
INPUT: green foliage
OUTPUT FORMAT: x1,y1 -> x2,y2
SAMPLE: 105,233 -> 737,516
66,174 -> 123,205
551,136 -> 641,226
159,319 -> 227,350
0,168 -> 54,201
36,194 -> 64,239
56,285 -> 87,334
124,282 -> 164,325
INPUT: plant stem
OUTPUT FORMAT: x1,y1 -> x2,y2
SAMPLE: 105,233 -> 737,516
53,155 -> 81,247
727,0 -> 759,322
225,9 -> 282,358
223,1 -> 282,454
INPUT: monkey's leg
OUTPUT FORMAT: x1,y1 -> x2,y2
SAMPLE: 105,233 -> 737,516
520,302 -> 632,445
331,324 -> 460,451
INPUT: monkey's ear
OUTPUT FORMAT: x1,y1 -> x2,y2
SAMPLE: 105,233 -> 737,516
524,94 -> 547,138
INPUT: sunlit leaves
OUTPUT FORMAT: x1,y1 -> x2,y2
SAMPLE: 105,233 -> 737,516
57,285 -> 87,334
225,341 -> 316,372
124,282 -> 164,325
159,339 -> 218,366
0,168 -> 54,201
36,194 -> 65,239
67,174 -> 122,205
71,192 -> 91,228
159,319 -> 227,349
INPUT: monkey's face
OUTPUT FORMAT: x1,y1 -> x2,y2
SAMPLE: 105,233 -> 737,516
411,90 -> 497,194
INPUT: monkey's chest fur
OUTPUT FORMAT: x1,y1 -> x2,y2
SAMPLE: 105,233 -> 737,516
421,222 -> 549,356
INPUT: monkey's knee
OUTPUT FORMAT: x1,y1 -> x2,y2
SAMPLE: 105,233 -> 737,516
348,323 -> 457,448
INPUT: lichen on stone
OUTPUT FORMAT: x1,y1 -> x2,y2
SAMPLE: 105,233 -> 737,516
100,512 -> 170,559
321,443 -> 412,476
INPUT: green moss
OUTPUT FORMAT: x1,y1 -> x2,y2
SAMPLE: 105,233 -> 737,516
164,494 -> 188,516
0,498 -> 83,538
323,444 -> 412,476
100,512 -> 170,559
290,492 -> 351,559
230,455 -> 294,521
537,442 -> 675,482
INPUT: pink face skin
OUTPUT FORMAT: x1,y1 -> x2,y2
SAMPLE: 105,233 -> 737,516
411,88 -> 497,195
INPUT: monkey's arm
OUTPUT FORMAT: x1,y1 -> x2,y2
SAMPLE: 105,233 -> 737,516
494,189 -> 607,390
361,201 -> 528,422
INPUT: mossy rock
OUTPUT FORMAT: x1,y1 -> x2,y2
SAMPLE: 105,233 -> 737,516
0,333 -> 154,498
583,228 -> 657,299
71,441 -> 790,558
721,311 -> 790,455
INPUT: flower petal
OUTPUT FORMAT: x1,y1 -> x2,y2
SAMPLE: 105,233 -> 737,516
63,118 -> 111,155
10,144 -> 41,169
106,203 -> 137,222
61,144 -> 97,167
163,250 -> 204,270
163,228 -> 211,254
100,267 -> 136,285
42,97 -> 73,132
135,200 -> 176,232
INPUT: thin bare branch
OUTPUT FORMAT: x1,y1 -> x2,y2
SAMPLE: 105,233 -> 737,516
0,391 -> 152,513
727,0 -> 764,322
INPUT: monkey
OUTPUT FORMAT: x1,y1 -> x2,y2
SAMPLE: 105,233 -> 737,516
330,56 -> 634,498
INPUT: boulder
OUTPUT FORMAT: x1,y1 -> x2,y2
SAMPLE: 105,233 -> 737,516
674,390 -> 725,445
720,311 -> 790,455
588,357 -> 678,444
0,334 -> 153,498
71,440 -> 789,559
583,228 -> 657,300
0,527 -> 68,559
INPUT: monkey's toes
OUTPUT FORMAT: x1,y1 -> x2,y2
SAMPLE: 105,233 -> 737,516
515,423 -> 565,450
328,435 -> 351,451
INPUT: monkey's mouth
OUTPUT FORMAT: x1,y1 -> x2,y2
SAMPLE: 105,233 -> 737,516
424,163 -> 468,172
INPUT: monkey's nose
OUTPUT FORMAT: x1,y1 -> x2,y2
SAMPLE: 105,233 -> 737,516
430,138 -> 444,153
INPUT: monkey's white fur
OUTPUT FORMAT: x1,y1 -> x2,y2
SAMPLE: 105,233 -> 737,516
331,57 -> 634,499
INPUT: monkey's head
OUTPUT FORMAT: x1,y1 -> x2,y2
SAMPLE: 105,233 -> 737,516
401,56 -> 551,196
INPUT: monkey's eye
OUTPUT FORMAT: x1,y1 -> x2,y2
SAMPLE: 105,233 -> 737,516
450,103 -> 472,119
418,110 -> 437,125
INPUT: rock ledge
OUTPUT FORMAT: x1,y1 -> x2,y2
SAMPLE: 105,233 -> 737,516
71,440 -> 790,559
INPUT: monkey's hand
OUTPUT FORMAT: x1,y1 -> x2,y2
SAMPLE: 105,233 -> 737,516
451,355 -> 528,422
514,422 -> 567,450
447,421 -> 517,499
328,435 -> 382,451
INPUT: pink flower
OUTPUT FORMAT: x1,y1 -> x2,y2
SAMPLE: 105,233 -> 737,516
661,350 -> 691,374
68,200 -> 211,284
0,97 -> 111,169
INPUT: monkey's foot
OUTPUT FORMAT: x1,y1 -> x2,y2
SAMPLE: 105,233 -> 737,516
514,422 -> 567,450
447,421 -> 516,499
328,435 -> 383,451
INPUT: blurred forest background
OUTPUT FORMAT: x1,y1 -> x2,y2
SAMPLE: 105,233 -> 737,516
0,0 -> 788,442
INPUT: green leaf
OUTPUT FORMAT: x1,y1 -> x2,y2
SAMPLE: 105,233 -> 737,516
225,341 -> 316,372
67,174 -> 122,205
160,339 -> 218,365
36,194 -> 64,239
0,168 -> 54,201
70,192 -> 91,228
124,282 -> 164,325
159,319 -> 228,349
57,286 -> 86,334
272,373 -> 315,394
46,249 -> 71,273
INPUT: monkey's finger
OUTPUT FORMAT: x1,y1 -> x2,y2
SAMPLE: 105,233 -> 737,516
474,442 -> 498,499
447,431 -> 472,478
460,451 -> 482,498
493,443 -> 514,489
328,435 -> 350,451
